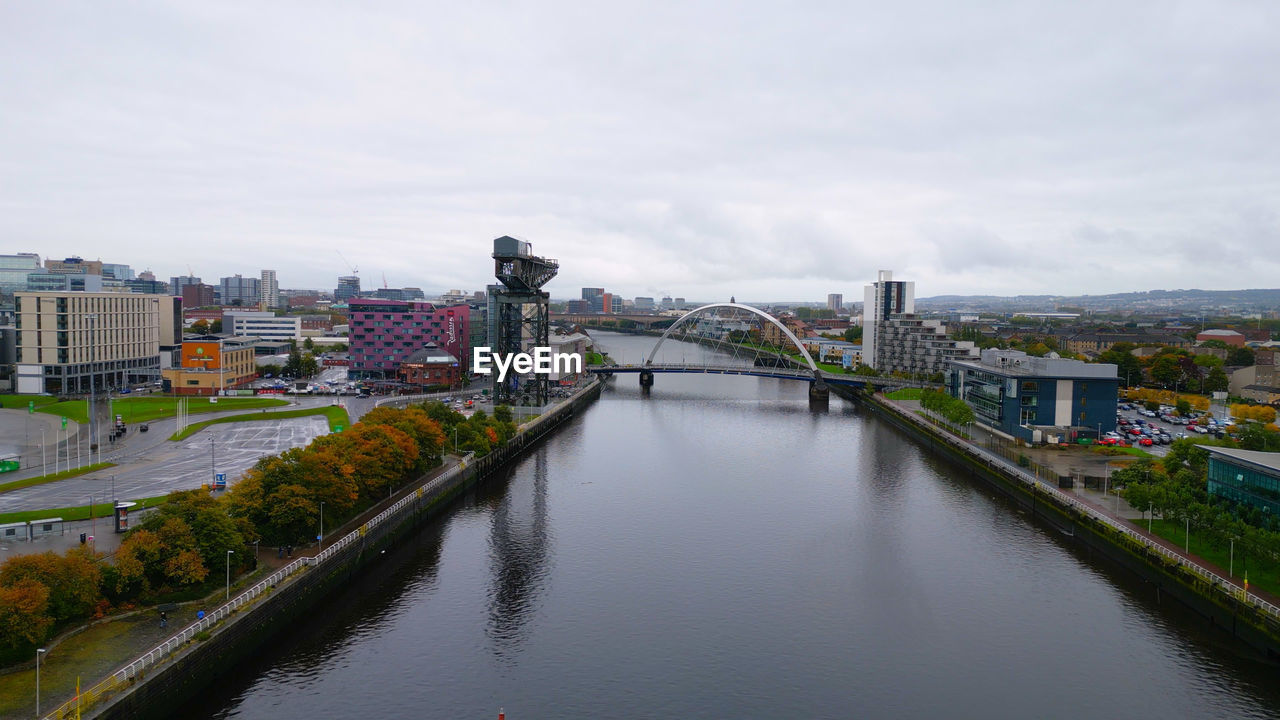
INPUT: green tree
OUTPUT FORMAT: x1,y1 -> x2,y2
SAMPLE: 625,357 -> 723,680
209,318 -> 223,333
1150,354 -> 1183,386
190,319 -> 210,335
1198,339 -> 1230,349
1227,346 -> 1255,366
843,326 -> 863,343
1176,398 -> 1192,416
1204,366 -> 1229,393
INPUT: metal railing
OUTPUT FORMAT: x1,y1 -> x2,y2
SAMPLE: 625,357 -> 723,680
44,378 -> 602,718
880,396 -> 1280,621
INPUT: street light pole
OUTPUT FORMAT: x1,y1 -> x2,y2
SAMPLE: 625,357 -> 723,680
226,550 -> 234,600
318,500 -> 325,550
1230,537 -> 1235,577
36,647 -> 47,715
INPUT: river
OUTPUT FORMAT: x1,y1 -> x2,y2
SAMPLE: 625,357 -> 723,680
187,331 -> 1280,719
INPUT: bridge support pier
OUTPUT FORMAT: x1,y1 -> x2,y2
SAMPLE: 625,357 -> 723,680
639,370 -> 655,388
808,381 -> 829,408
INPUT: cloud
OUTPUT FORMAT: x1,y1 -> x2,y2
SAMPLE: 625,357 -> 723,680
1,1 -> 1278,300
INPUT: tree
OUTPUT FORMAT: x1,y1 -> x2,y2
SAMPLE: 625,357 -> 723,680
190,319 -> 210,335
304,337 -> 315,350
1150,354 -> 1183,386
300,353 -> 319,378
210,319 -> 223,333
843,326 -> 863,343
1227,347 -> 1255,366
1176,399 -> 1192,416
0,549 -> 101,623
794,307 -> 813,319
1198,339 -> 1230,349
1204,366 -> 1229,393
0,580 -> 53,652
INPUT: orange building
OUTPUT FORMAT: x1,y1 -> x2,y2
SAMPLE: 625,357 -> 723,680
162,337 -> 258,395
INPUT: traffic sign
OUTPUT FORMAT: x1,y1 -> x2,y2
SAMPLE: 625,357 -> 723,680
61,416 -> 67,429
214,472 -> 227,489
28,400 -> 34,413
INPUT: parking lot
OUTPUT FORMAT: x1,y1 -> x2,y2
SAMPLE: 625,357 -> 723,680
1108,403 -> 1235,457
0,415 -> 330,513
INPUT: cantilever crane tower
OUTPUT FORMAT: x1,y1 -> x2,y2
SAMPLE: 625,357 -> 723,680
491,236 -> 559,406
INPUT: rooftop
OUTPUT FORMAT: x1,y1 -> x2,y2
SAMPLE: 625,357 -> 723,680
1206,446 -> 1280,474
951,348 -> 1118,379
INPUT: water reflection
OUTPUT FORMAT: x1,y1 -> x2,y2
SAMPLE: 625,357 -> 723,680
485,447 -> 552,663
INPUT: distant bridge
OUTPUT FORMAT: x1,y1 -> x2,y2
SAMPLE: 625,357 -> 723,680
553,312 -> 675,329
583,302 -> 908,401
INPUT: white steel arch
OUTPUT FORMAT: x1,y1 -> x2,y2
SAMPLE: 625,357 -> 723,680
644,302 -> 821,374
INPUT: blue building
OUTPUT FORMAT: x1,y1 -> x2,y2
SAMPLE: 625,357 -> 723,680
947,349 -> 1119,443
1206,446 -> 1280,515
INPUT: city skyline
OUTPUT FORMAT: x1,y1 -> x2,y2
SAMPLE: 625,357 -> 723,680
3,3 -> 1278,299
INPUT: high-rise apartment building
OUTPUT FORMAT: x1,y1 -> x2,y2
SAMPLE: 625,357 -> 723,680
13,291 -> 162,394
827,293 -> 844,313
182,283 -> 217,308
260,270 -> 279,310
170,275 -> 202,297
862,270 -> 914,371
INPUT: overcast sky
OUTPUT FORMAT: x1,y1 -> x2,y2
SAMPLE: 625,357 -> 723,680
2,1 -> 1277,302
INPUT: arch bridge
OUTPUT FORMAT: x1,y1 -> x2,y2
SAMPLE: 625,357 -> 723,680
584,302 -> 907,401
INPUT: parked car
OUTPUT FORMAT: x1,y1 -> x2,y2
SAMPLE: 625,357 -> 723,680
1138,437 -> 1154,447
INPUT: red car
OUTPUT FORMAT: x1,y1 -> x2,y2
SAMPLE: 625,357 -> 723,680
1138,437 -> 1154,447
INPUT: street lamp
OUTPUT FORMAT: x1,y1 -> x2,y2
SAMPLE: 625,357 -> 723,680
225,550 -> 235,600
1230,537 -> 1236,577
36,647 -> 47,716
86,313 -> 97,466
318,501 -> 325,550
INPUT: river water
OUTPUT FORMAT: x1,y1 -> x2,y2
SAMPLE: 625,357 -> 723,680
189,332 -> 1280,719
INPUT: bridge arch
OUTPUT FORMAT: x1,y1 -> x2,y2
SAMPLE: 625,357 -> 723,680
644,302 -> 821,376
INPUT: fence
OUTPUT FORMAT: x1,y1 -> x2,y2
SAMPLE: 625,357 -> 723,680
44,376 -> 601,720
878,395 -> 1280,622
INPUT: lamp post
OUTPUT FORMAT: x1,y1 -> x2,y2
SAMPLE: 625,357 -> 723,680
86,313 -> 97,468
36,647 -> 47,716
1230,537 -> 1235,577
226,550 -> 235,600
1148,501 -> 1153,533
318,500 -> 325,550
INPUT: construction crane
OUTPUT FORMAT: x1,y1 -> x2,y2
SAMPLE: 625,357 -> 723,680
336,250 -> 358,277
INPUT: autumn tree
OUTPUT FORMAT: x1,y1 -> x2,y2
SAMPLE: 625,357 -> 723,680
0,549 -> 102,623
0,580 -> 54,654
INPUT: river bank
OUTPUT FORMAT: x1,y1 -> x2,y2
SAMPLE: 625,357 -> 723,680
844,385 -> 1280,662
34,379 -> 602,720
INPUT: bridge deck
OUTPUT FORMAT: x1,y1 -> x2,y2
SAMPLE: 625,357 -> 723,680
587,364 -> 899,389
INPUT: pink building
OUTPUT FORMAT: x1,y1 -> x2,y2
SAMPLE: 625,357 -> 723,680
348,299 -> 470,379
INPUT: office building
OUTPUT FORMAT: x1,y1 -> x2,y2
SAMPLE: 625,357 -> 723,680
0,253 -> 42,295
101,263 -> 134,281
610,295 -> 624,313
1206,447 -> 1280,515
45,257 -> 103,275
13,291 -> 163,394
222,311 -> 302,342
170,275 -> 202,297
26,272 -> 109,293
126,279 -> 169,294
347,298 -> 471,379
634,297 -> 655,311
582,287 -> 605,313
260,269 -> 280,310
335,275 -> 361,302
827,293 -> 844,313
220,274 -> 261,306
947,348 -> 1118,443
161,336 -> 258,395
673,297 -> 686,309
566,299 -> 590,313
862,270 -> 915,371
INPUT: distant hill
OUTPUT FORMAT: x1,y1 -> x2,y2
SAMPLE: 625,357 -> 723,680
917,288 -> 1280,312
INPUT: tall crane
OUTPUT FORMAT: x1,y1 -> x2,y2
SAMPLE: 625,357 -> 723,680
336,251 -> 358,277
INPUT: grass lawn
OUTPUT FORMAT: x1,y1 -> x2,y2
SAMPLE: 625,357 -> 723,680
886,388 -> 924,401
0,395 -> 59,410
110,396 -> 289,424
169,405 -> 350,441
0,494 -> 167,525
34,399 -> 89,424
0,462 -> 116,494
1090,446 -> 1156,459
1141,518 -> 1280,598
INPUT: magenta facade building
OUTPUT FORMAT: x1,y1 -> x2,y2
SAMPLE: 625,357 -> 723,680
347,298 -> 471,379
